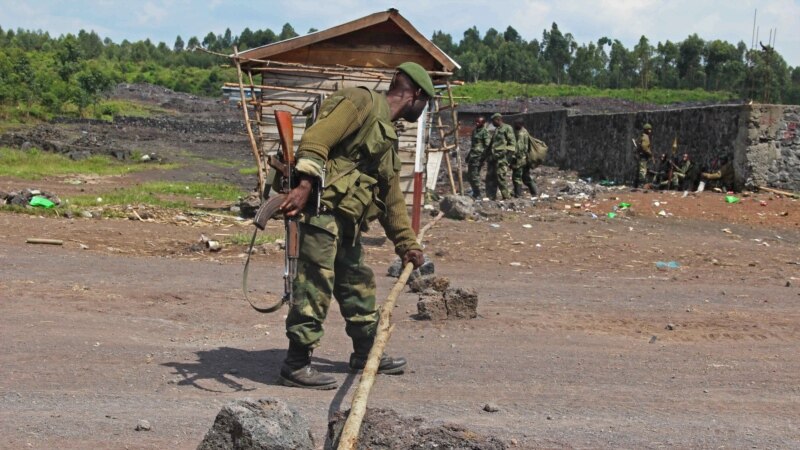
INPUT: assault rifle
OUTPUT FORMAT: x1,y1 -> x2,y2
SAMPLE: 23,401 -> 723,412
242,110 -> 299,313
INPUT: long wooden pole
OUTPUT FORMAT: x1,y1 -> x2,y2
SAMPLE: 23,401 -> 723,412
233,46 -> 266,197
337,212 -> 445,450
758,185 -> 799,198
434,98 -> 457,194
446,81 -> 464,195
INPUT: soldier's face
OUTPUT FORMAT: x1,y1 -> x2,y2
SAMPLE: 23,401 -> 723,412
492,118 -> 501,127
401,90 -> 429,122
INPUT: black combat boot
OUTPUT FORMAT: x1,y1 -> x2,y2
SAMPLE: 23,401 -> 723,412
527,182 -> 538,197
278,342 -> 337,390
512,184 -> 523,198
349,338 -> 407,375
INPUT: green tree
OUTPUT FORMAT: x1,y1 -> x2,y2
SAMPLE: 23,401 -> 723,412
173,35 -> 184,52
55,34 -> 83,81
654,40 -> 680,88
431,30 -> 456,55
633,36 -> 653,89
678,33 -> 706,88
542,23 -> 572,84
279,23 -> 298,41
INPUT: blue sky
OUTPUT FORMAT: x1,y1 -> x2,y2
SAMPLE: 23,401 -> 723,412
1,0 -> 798,67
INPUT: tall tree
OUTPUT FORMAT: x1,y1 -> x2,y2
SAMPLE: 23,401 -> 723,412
633,36 -> 653,89
279,23 -> 298,41
173,35 -> 184,52
678,33 -> 705,89
542,23 -> 572,84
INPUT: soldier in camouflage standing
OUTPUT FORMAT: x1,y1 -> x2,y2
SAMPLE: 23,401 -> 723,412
467,116 -> 490,199
635,123 -> 654,188
511,118 -> 539,197
483,112 -> 514,200
276,62 -> 430,389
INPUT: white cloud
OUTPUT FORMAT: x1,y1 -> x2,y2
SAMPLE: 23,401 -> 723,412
137,1 -> 169,26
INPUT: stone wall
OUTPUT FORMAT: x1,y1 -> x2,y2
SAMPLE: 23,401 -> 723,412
745,105 -> 800,190
509,105 -> 751,187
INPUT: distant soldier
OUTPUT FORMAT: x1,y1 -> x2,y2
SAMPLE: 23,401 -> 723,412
511,119 -> 540,197
701,155 -> 735,191
635,123 -> 653,188
671,153 -> 697,190
467,117 -> 490,199
652,153 -> 670,188
483,113 -> 514,200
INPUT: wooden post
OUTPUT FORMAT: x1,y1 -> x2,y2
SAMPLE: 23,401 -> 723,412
233,46 -> 266,197
434,98 -> 457,194
336,212 -> 445,450
446,81 -> 464,195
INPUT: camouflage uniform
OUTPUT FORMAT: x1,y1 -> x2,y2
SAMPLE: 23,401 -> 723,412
636,132 -> 652,186
702,161 -> 734,190
511,127 -> 538,196
288,87 -> 421,350
671,158 -> 695,190
484,123 -> 515,200
467,126 -> 490,198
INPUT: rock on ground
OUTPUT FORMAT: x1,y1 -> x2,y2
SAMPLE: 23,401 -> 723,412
326,408 -> 506,449
416,290 -> 448,321
439,195 -> 476,220
198,398 -> 314,450
387,256 -> 434,280
416,287 -> 479,321
408,275 -> 450,293
445,287 -> 479,319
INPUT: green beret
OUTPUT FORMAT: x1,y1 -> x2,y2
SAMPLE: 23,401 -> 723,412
397,62 -> 435,98
491,113 -> 502,119
643,123 -> 653,130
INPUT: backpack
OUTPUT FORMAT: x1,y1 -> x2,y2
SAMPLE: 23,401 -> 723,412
527,136 -> 548,165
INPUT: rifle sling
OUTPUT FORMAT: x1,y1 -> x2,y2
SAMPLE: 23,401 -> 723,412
242,196 -> 289,314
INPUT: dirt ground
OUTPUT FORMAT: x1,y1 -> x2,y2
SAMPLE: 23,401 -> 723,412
1,85 -> 799,449
2,183 -> 799,449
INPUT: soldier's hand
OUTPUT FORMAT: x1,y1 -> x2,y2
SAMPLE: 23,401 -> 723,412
280,178 -> 313,217
402,249 -> 425,269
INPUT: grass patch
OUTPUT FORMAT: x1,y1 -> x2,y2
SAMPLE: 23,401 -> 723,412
0,147 -> 178,180
67,181 -> 246,208
452,81 -> 738,105
225,231 -> 280,246
239,166 -> 259,175
92,99 -> 173,121
201,158 -> 241,169
0,203 -> 77,218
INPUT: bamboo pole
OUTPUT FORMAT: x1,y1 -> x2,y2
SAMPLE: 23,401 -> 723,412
233,46 -> 266,197
757,185 -> 799,198
26,238 -> 63,245
434,98 -> 457,194
446,81 -> 464,194
224,82 -> 331,95
336,212 -> 445,450
195,46 -> 454,77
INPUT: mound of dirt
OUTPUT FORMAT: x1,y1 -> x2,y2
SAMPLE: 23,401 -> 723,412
326,408 -> 507,449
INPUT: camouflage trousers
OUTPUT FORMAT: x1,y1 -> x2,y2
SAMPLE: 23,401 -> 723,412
485,153 -> 511,200
285,213 -> 378,349
637,158 -> 649,185
466,156 -> 483,198
511,162 -> 537,195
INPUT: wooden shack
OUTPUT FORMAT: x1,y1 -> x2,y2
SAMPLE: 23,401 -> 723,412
229,9 -> 460,203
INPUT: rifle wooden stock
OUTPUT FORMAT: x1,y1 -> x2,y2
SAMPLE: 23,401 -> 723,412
274,110 -> 295,165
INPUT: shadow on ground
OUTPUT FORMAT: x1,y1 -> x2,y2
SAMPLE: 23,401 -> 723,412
162,347 -> 350,392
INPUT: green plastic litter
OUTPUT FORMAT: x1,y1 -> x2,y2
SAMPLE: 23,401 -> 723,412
725,195 -> 740,204
29,196 -> 55,208
607,212 -> 618,219
618,202 -> 631,209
